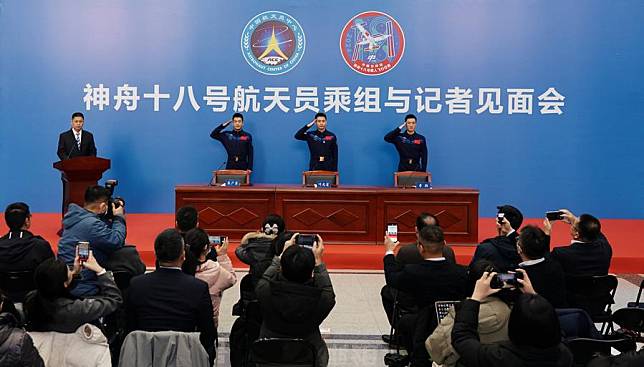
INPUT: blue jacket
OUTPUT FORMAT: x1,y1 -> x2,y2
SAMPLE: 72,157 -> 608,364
58,204 -> 126,296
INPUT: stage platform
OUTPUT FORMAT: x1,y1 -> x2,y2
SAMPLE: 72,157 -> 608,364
2,213 -> 643,274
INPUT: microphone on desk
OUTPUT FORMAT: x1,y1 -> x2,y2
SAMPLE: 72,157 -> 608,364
65,141 -> 78,160
209,161 -> 227,186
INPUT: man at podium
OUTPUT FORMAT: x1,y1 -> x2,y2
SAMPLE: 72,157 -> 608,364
384,114 -> 428,172
57,112 -> 97,160
294,112 -> 338,171
210,113 -> 253,170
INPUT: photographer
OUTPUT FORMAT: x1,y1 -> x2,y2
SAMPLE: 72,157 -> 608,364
469,205 -> 523,272
58,185 -> 127,297
451,269 -> 572,367
255,233 -> 336,367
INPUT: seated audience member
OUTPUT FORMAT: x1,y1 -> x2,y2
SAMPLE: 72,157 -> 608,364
125,229 -> 216,364
58,186 -> 127,297
175,206 -> 198,239
470,205 -> 523,272
182,228 -> 237,330
451,268 -> 573,367
426,260 -> 511,367
255,233 -> 336,367
549,209 -> 612,276
384,225 -> 468,366
0,290 -> 44,366
235,214 -> 286,267
517,225 -> 567,308
0,202 -> 54,302
381,213 -> 455,343
24,252 -> 122,333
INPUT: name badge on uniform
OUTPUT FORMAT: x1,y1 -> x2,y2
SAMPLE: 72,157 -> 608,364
416,182 -> 431,189
314,181 -> 331,188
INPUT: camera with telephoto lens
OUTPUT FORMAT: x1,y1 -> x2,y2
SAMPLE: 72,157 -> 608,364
104,179 -> 125,219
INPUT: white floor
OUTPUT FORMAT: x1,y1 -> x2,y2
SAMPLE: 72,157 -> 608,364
214,271 -> 643,367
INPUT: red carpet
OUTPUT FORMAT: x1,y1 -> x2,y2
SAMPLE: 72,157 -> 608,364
2,214 -> 643,273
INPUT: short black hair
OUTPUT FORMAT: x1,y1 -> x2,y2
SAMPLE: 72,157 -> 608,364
418,225 -> 444,252
314,112 -> 327,120
232,112 -> 244,121
518,225 -> 548,259
577,214 -> 601,242
416,212 -> 440,231
154,228 -> 185,263
71,112 -> 84,120
84,185 -> 110,205
176,206 -> 198,233
404,114 -> 417,122
508,293 -> 561,348
4,202 -> 30,232
280,245 -> 315,283
497,205 -> 523,230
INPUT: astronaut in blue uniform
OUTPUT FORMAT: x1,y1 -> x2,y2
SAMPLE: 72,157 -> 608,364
384,114 -> 428,172
210,112 -> 253,170
294,112 -> 338,171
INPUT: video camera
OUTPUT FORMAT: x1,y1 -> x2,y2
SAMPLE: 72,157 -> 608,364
104,179 -> 125,219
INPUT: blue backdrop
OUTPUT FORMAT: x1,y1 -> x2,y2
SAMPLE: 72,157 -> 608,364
1,0 -> 643,218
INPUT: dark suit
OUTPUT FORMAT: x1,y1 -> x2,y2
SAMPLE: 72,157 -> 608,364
381,243 -> 456,326
57,129 -> 97,160
384,254 -> 468,366
125,268 -> 216,364
550,234 -> 612,276
519,258 -> 567,308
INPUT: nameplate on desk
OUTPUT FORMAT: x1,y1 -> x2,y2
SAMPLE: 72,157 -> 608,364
415,182 -> 431,189
313,181 -> 332,188
224,180 -> 241,187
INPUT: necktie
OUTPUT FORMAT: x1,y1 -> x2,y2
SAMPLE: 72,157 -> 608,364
75,133 -> 81,150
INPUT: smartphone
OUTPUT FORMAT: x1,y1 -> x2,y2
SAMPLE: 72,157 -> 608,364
491,272 -> 523,289
77,241 -> 90,261
208,236 -> 226,247
296,234 -> 317,249
546,211 -> 564,221
386,223 -> 398,242
496,213 -> 505,224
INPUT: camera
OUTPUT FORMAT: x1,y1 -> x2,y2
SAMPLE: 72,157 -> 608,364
296,234 -> 317,249
491,272 -> 523,289
104,179 -> 125,219
496,213 -> 505,224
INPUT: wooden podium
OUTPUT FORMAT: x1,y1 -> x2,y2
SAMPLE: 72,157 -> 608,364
53,157 -> 110,216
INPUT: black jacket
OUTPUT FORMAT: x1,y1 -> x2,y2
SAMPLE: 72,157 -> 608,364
550,234 -> 612,276
125,268 -> 216,364
57,129 -> 97,160
470,232 -> 521,272
0,313 -> 44,367
210,124 -> 254,170
384,254 -> 468,309
0,231 -> 54,302
519,258 -> 567,308
294,125 -> 338,171
384,127 -> 428,171
256,257 -> 335,339
452,299 -> 573,367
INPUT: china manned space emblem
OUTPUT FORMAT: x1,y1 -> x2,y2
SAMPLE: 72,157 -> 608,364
241,11 -> 306,75
339,11 -> 405,76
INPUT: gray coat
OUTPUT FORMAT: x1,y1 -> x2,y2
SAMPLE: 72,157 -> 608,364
118,330 -> 209,367
27,271 -> 122,333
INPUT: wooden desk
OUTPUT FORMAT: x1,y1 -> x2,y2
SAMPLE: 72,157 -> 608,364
175,185 -> 479,245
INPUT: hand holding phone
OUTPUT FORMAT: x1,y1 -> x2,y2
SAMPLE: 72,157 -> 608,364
77,241 -> 90,262
386,223 -> 398,243
546,211 -> 564,221
296,234 -> 317,249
